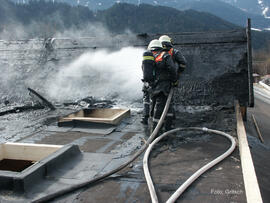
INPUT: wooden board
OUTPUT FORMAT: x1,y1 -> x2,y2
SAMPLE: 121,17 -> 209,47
59,108 -> 130,125
235,101 -> 263,203
0,143 -> 63,162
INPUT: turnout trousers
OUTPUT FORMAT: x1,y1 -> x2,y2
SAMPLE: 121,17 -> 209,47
150,92 -> 175,133
142,84 -> 151,124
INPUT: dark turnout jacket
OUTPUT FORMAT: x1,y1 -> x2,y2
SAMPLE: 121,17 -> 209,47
167,47 -> 187,73
152,50 -> 178,96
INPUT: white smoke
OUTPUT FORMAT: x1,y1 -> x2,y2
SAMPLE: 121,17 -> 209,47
46,47 -> 145,102
0,20 -> 144,105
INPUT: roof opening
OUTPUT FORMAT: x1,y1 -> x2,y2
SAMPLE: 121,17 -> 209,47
0,142 -> 62,168
0,159 -> 34,172
0,143 -> 81,192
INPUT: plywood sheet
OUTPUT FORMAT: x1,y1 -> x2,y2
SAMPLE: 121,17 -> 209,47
2,143 -> 62,162
59,108 -> 130,125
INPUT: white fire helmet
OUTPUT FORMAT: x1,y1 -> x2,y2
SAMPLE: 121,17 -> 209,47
159,35 -> 172,43
147,39 -> 163,51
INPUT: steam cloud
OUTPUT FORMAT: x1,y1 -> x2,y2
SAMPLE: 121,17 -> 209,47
46,47 -> 145,102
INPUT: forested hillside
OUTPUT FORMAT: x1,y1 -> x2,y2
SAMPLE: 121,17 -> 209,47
97,3 -> 238,33
1,0 -> 270,50
0,0 -> 96,35
0,1 -> 238,36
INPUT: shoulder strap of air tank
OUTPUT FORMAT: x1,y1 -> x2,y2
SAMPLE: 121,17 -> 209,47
168,48 -> 174,56
155,51 -> 166,62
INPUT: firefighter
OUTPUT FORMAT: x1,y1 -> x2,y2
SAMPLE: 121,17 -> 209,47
159,35 -> 186,75
141,39 -> 162,125
150,40 -> 179,133
156,35 -> 186,131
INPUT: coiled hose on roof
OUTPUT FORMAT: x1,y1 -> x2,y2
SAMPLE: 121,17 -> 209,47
143,127 -> 236,203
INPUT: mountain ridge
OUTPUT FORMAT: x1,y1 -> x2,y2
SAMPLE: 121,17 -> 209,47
97,3 -> 238,34
9,0 -> 270,29
0,1 -> 239,35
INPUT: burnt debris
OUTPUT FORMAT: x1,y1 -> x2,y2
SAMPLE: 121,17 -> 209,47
28,87 -> 55,110
63,96 -> 115,108
0,105 -> 45,116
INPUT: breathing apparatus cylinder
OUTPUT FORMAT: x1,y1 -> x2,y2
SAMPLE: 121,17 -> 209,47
142,51 -> 155,82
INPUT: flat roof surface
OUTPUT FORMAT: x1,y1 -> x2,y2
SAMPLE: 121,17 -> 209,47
0,106 -> 247,202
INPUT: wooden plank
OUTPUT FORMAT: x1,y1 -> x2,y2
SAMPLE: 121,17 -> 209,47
60,109 -> 130,125
85,109 -> 124,118
5,142 -> 62,148
252,114 -> 264,143
0,144 -> 3,160
62,117 -> 114,122
3,143 -> 62,162
235,101 -> 263,203
111,109 -> 131,125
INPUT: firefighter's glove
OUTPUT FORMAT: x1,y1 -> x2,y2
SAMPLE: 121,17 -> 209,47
144,82 -> 150,88
172,81 -> 179,87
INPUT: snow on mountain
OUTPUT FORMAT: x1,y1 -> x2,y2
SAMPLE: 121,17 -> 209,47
10,0 -> 270,17
221,0 -> 270,17
258,0 -> 270,18
8,0 -> 270,29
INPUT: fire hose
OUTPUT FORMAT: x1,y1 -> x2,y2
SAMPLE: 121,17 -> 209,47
32,88 -> 236,202
143,127 -> 236,203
